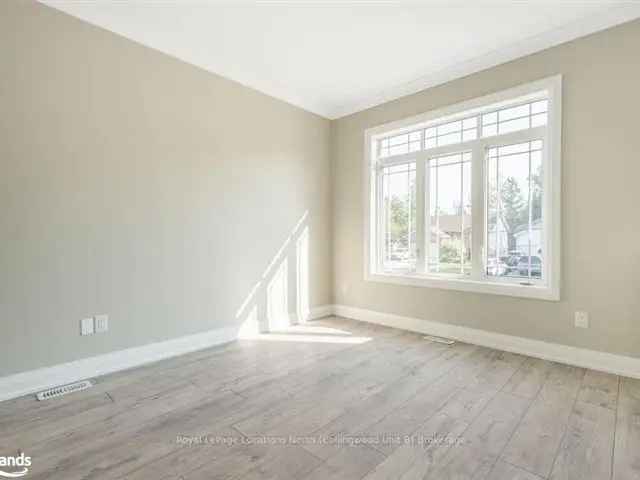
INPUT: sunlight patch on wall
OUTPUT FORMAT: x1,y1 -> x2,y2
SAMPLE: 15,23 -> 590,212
296,226 -> 310,324
267,258 -> 289,330
238,305 -> 260,339
234,210 -> 310,333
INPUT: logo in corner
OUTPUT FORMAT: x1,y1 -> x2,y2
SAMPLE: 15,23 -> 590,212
0,453 -> 31,478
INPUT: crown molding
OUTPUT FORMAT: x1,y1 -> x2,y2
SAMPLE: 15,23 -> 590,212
329,5 -> 640,119
36,2 -> 640,120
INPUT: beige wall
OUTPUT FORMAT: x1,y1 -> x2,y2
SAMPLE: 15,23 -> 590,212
0,1 -> 331,376
2,2 -> 639,379
332,19 -> 640,358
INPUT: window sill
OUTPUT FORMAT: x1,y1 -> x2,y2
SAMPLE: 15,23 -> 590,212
366,272 -> 559,301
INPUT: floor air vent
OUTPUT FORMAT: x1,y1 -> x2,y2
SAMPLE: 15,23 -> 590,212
36,380 -> 93,401
423,335 -> 455,345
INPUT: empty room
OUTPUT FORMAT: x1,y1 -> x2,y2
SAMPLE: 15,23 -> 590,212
2,1 -> 640,479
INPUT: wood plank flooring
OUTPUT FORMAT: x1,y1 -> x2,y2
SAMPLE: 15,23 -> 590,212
1,316 -> 638,480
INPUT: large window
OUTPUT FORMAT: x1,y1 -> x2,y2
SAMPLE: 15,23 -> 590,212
365,77 -> 561,300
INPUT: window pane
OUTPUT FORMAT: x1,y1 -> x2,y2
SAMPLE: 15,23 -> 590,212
463,117 -> 477,129
389,144 -> 408,156
462,129 -> 477,142
498,116 -> 530,134
531,112 -> 548,127
424,116 -> 479,150
379,130 -> 421,158
483,112 -> 497,125
496,142 -> 531,156
389,133 -> 408,146
389,163 -> 410,173
486,141 -> 544,281
437,120 -> 461,136
482,124 -> 497,137
481,99 -> 548,138
428,152 -> 472,275
438,131 -> 462,146
499,103 -> 530,122
531,100 -> 548,114
382,163 -> 416,272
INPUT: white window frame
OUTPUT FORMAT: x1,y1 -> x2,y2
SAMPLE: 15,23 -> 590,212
364,76 -> 562,301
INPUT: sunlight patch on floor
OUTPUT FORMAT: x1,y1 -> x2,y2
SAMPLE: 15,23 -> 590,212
243,332 -> 372,344
241,322 -> 371,344
276,324 -> 354,336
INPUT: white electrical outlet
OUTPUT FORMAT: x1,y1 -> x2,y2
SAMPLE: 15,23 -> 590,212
574,311 -> 589,329
80,317 -> 94,336
94,314 -> 109,333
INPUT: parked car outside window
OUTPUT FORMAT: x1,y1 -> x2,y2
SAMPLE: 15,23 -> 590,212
517,255 -> 542,277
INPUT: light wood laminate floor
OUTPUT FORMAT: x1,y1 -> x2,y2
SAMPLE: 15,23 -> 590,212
1,316 -> 639,480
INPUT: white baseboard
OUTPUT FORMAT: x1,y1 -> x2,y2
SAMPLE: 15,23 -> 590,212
308,305 -> 334,320
0,325 -> 239,403
0,303 -> 335,403
7,301 -> 632,402
330,304 -> 640,380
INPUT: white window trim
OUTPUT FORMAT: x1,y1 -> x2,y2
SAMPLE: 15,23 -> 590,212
363,75 -> 562,301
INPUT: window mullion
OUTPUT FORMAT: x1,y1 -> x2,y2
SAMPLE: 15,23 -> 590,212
527,144 -> 533,280
471,143 -> 485,281
424,159 -> 431,274
377,165 -> 385,273
406,165 -> 413,273
415,157 -> 426,274
459,159 -> 465,275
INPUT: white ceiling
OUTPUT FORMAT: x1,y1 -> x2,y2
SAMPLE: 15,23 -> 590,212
42,1 -> 640,119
